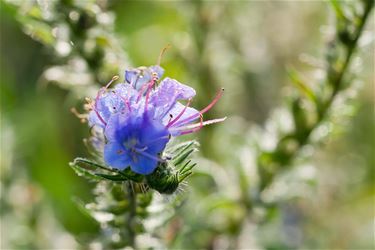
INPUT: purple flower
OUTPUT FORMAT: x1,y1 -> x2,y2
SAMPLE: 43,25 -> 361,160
88,66 -> 225,174
104,112 -> 169,175
125,65 -> 164,91
88,82 -> 138,129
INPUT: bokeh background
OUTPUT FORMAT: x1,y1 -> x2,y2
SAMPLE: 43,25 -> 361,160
1,0 -> 373,249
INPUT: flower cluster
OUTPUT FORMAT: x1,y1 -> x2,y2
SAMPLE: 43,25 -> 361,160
87,65 -> 225,175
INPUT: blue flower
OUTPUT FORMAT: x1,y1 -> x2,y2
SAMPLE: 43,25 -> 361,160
88,82 -> 138,129
104,111 -> 169,175
88,65 -> 225,175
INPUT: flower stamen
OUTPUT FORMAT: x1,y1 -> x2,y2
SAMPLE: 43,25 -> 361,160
167,99 -> 192,128
173,117 -> 227,134
173,88 -> 224,127
70,107 -> 87,123
179,114 -> 203,135
157,44 -> 171,66
93,76 -> 120,126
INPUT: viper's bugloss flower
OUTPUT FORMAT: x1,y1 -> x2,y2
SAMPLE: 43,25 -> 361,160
88,65 -> 225,175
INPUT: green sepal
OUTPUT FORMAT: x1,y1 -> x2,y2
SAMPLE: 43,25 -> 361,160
146,163 -> 179,194
172,141 -> 198,166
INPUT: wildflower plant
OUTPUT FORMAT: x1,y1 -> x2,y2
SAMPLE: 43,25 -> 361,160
3,0 -> 372,248
70,51 -> 225,247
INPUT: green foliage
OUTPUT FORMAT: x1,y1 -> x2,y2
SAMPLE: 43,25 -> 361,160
1,0 -> 373,249
257,0 -> 374,191
67,140 -> 198,247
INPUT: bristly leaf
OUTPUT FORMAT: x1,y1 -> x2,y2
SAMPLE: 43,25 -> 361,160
70,157 -> 144,183
69,162 -> 105,182
171,140 -> 199,167
72,157 -> 115,172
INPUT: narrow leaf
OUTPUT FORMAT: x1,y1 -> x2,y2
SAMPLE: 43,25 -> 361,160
329,0 -> 346,21
69,162 -> 103,182
94,173 -> 129,182
287,66 -> 317,103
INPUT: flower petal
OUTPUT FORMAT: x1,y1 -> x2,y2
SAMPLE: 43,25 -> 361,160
139,117 -> 169,155
104,113 -> 131,142
150,77 -> 196,119
149,65 -> 164,79
130,155 -> 158,175
125,65 -> 164,91
162,102 -> 199,127
104,141 -> 131,170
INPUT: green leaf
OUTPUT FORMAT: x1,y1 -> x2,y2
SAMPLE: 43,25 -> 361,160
120,168 -> 144,182
71,197 -> 98,223
94,173 -> 129,182
69,162 -> 103,182
72,157 -> 115,172
287,66 -> 317,103
329,0 -> 346,21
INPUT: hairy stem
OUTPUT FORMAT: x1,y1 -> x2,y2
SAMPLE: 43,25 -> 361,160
125,181 -> 137,248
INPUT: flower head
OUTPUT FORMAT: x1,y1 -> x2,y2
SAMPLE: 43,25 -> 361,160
104,112 -> 169,175
88,65 -> 225,174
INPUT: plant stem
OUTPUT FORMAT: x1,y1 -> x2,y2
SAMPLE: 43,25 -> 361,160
125,181 -> 137,248
258,1 -> 373,192
321,0 -> 373,117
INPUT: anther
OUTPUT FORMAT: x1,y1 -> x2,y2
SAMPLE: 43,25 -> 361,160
104,75 -> 119,89
168,114 -> 174,124
172,89 -> 224,127
70,107 -> 87,120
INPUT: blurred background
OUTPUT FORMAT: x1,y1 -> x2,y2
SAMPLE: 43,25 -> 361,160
0,0 -> 373,249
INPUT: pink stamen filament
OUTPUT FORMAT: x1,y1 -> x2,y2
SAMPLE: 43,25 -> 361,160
113,91 -> 131,112
172,117 -> 227,135
179,114 -> 203,136
173,88 -> 224,127
167,99 -> 192,128
93,76 -> 119,126
144,75 -> 158,112
136,80 -> 150,102
94,96 -> 107,126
